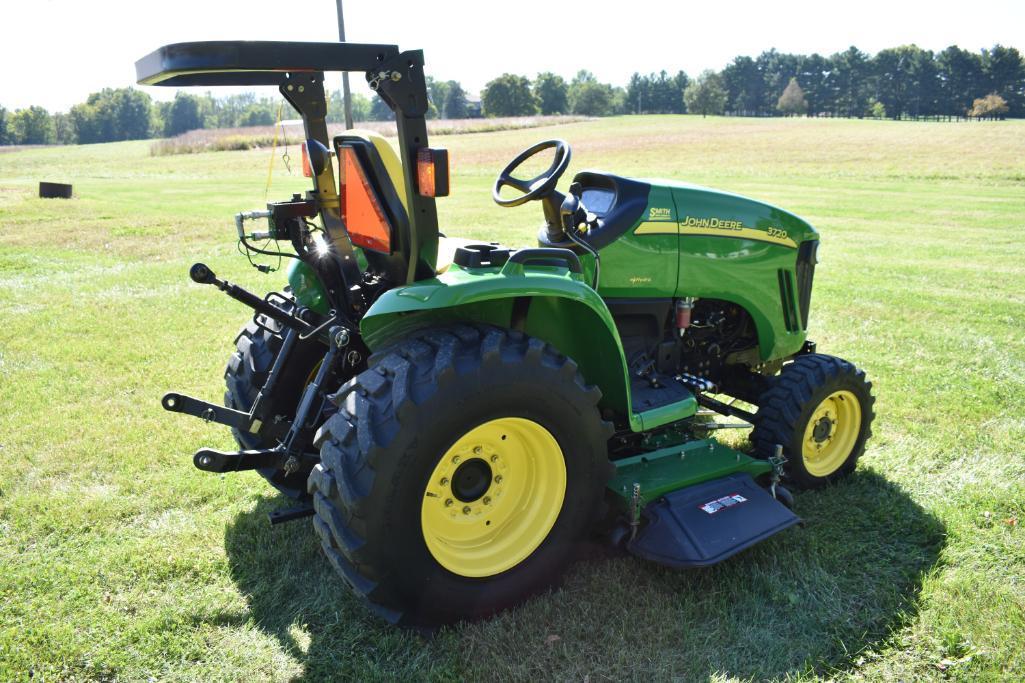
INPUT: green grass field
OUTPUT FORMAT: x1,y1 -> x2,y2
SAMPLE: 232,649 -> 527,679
2,116 -> 1024,681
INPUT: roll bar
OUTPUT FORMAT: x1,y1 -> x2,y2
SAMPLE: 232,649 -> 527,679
135,40 -> 439,292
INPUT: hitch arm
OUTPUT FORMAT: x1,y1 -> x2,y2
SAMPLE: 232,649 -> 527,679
162,393 -> 258,433
193,448 -> 285,472
192,447 -> 320,474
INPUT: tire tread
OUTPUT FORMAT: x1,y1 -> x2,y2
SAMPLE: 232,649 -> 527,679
308,324 -> 611,625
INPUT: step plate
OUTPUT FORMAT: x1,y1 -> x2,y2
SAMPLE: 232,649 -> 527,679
628,473 -> 800,568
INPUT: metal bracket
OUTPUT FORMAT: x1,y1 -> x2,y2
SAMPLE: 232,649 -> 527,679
700,422 -> 753,431
371,51 -> 428,116
193,448 -> 286,473
277,325 -> 345,473
769,444 -> 788,500
162,393 -> 256,433
370,50 -> 439,283
693,392 -> 759,423
168,324 -> 347,483
192,447 -> 320,474
367,69 -> 401,91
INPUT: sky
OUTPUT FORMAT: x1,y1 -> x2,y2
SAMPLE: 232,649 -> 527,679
3,0 -> 1024,112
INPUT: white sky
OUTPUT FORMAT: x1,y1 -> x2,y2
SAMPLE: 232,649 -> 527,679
3,0 -> 1024,112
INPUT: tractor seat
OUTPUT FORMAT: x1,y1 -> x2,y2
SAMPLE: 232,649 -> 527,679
340,131 -> 460,275
343,131 -> 471,276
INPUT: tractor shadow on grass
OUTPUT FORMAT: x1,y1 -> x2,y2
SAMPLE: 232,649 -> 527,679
223,469 -> 944,681
221,493 -> 464,681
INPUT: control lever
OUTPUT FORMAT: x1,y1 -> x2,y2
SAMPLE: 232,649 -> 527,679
560,190 -> 599,236
559,193 -> 581,237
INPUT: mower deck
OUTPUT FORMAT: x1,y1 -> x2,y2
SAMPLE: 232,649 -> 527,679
629,472 -> 800,567
610,438 -> 799,567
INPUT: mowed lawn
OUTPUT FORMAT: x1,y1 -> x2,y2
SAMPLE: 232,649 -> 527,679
1,116 -> 1024,681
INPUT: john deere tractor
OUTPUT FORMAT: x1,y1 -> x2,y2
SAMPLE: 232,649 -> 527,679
139,40 -> 874,626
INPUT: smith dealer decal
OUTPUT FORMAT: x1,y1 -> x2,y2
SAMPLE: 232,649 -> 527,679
699,493 -> 748,514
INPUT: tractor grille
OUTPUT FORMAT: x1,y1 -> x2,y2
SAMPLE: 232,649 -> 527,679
795,240 -> 818,329
778,269 -> 801,332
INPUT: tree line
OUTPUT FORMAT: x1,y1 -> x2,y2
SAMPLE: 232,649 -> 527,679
0,81 -> 467,146
1,42 -> 1021,146
482,44 -> 1024,119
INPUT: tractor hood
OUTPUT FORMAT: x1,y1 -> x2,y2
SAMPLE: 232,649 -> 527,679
552,170 -> 819,254
639,177 -> 819,248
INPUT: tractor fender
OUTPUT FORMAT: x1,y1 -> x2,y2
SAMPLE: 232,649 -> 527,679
359,263 -> 635,421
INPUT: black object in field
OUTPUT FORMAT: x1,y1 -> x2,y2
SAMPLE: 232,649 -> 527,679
39,182 -> 72,199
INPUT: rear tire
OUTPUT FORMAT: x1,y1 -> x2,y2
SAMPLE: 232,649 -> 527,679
224,302 -> 323,499
308,325 -> 612,626
752,353 -> 874,489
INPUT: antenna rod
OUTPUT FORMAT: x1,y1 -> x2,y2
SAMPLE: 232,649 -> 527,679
334,0 -> 354,129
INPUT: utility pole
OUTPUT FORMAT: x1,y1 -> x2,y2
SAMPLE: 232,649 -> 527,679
334,0 -> 354,129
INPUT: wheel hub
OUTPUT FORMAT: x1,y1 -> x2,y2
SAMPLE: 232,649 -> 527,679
801,390 -> 862,477
812,415 -> 833,443
451,458 -> 492,502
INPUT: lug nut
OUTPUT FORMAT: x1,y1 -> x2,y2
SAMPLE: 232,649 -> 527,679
440,477 -> 449,486
462,506 -> 471,515
445,499 -> 453,507
483,496 -> 491,505
490,454 -> 499,463
494,475 -> 503,484
473,446 -> 482,455
452,455 -> 461,464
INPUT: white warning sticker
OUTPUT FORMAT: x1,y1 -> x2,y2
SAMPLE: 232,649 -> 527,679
699,493 -> 748,514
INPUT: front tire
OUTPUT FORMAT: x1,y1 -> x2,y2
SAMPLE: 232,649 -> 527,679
752,353 -> 875,489
308,325 -> 611,626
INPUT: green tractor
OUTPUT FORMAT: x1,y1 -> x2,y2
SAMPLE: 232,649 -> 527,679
139,40 -> 874,627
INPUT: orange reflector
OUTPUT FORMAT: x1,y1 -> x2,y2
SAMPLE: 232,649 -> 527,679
339,146 -> 392,253
417,148 -> 450,197
301,142 -> 312,178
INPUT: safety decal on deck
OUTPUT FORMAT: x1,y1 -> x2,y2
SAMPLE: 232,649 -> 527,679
699,493 -> 748,514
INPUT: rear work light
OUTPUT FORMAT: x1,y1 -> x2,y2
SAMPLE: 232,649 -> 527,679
339,145 -> 392,253
417,148 -> 450,197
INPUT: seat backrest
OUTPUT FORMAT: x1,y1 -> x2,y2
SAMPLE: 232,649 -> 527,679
346,130 -> 408,215
333,130 -> 416,280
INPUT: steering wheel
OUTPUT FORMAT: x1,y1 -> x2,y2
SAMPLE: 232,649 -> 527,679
492,139 -> 571,208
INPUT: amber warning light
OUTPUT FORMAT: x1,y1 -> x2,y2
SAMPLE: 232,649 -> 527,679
417,148 -> 450,197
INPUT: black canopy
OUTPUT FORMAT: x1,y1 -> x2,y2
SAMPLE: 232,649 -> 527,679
135,41 -> 400,87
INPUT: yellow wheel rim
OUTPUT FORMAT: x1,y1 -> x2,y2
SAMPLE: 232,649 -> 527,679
421,417 -> 567,578
802,390 -> 862,477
